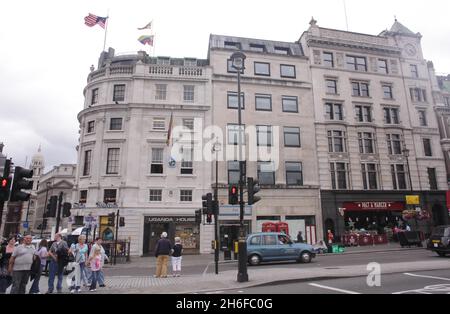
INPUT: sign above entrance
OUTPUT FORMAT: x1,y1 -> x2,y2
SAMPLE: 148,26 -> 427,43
342,201 -> 404,212
406,195 -> 420,205
145,216 -> 195,224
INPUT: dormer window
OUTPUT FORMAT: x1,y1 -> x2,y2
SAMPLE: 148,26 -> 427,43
274,47 -> 291,55
224,41 -> 241,50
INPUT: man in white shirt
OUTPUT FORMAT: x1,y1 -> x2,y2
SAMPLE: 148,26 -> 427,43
8,235 -> 35,294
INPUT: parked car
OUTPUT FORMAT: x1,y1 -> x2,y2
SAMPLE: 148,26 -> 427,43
246,232 -> 316,266
427,225 -> 450,257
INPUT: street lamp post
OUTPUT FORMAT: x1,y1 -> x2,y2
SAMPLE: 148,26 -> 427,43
230,51 -> 249,283
40,182 -> 51,238
402,147 -> 413,192
212,140 -> 221,275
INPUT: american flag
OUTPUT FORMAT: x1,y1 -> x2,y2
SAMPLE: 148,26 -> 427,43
84,13 -> 108,29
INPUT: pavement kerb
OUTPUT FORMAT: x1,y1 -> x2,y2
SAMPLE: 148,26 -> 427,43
105,246 -> 424,269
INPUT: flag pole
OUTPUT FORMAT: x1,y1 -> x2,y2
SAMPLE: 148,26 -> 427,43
103,9 -> 110,52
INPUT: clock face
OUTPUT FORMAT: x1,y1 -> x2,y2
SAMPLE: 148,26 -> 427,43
405,44 -> 417,56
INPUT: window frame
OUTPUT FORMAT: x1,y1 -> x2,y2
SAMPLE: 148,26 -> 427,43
326,79 -> 338,94
285,162 -> 303,186
227,92 -> 245,109
280,64 -> 296,78
255,94 -> 272,111
155,84 -> 167,100
87,120 -> 95,133
358,132 -> 375,154
180,190 -> 193,202
330,162 -> 349,190
256,125 -> 273,147
387,134 -> 402,155
383,107 -> 399,124
149,189 -> 163,202
183,85 -> 195,102
227,124 -> 245,145
327,130 -> 347,153
352,82 -> 370,97
91,88 -> 99,105
282,96 -> 298,113
104,189 -> 117,203
418,110 -> 428,126
428,168 -> 438,190
180,148 -> 193,175
113,84 -> 125,102
391,164 -> 407,190
423,138 -> 433,157
83,150 -> 92,176
254,62 -> 271,76
106,148 -> 120,174
410,64 -> 419,78
151,148 -> 164,174
227,161 -> 240,184
153,118 -> 166,131
109,117 -> 123,131
378,59 -> 389,74
79,190 -> 87,204
323,52 -> 334,68
257,161 -> 276,185
382,85 -> 393,99
283,127 -> 301,148
355,105 -> 372,123
361,163 -> 378,190
346,55 -> 367,72
325,103 -> 343,121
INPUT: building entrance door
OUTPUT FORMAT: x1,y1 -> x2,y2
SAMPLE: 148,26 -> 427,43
143,223 -> 170,255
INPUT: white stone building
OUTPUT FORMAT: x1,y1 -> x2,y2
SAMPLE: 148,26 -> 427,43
74,49 -> 213,255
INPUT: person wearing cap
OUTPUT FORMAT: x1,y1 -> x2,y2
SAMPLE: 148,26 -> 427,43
154,232 -> 172,278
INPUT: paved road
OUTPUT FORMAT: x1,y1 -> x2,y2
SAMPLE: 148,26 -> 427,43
103,249 -> 444,277
200,269 -> 450,294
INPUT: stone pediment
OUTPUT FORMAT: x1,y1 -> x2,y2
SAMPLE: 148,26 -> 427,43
52,179 -> 74,189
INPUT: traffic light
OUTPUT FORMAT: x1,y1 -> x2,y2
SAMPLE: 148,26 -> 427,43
108,212 -> 115,226
228,185 -> 238,205
9,166 -> 33,202
62,202 -> 72,218
195,209 -> 201,224
46,196 -> 58,217
119,216 -> 125,227
202,193 -> 213,215
206,213 -> 212,224
0,159 -> 11,201
247,177 -> 261,205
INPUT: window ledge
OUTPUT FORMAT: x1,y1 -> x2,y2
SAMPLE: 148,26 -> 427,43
102,174 -> 120,177
106,130 -> 124,133
147,174 -> 166,177
177,174 -> 197,178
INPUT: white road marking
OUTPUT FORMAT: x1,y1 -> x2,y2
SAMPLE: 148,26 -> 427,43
403,273 -> 450,281
237,290 -> 244,293
205,290 -> 224,294
308,283 -> 361,294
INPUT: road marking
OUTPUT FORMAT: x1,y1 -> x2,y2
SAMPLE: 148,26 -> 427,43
308,283 -> 361,294
237,290 -> 244,293
403,273 -> 450,281
206,290 -> 224,294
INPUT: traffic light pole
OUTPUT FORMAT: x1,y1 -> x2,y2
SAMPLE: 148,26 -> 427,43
214,147 -> 219,275
113,209 -> 119,265
55,192 -> 63,234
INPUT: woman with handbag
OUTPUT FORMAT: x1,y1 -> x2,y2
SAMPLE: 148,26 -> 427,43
0,237 -> 15,294
29,239 -> 48,294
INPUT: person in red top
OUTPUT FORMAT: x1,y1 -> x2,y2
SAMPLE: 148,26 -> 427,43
327,230 -> 334,245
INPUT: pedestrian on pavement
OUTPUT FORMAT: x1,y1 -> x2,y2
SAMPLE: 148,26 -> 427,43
327,230 -> 334,245
171,237 -> 183,277
8,235 -> 35,294
29,239 -> 48,294
46,233 -> 68,294
0,237 -> 16,293
154,232 -> 172,278
87,247 -> 102,292
89,237 -> 109,287
69,235 -> 89,293
296,231 -> 304,243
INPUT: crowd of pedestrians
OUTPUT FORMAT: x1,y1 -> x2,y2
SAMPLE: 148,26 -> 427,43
0,233 -> 109,294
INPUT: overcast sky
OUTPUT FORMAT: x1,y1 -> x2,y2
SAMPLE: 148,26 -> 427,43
1,0 -> 449,172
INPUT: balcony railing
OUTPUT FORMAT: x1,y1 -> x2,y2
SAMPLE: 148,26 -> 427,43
110,66 -> 134,75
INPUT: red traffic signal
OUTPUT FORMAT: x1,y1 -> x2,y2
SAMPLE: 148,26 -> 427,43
1,178 -> 7,188
228,185 -> 238,205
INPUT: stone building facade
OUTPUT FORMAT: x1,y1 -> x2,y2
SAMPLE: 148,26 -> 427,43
299,19 -> 448,237
74,49 -> 213,255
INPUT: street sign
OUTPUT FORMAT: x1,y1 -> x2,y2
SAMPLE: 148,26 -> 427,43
406,195 -> 420,205
23,222 -> 28,228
